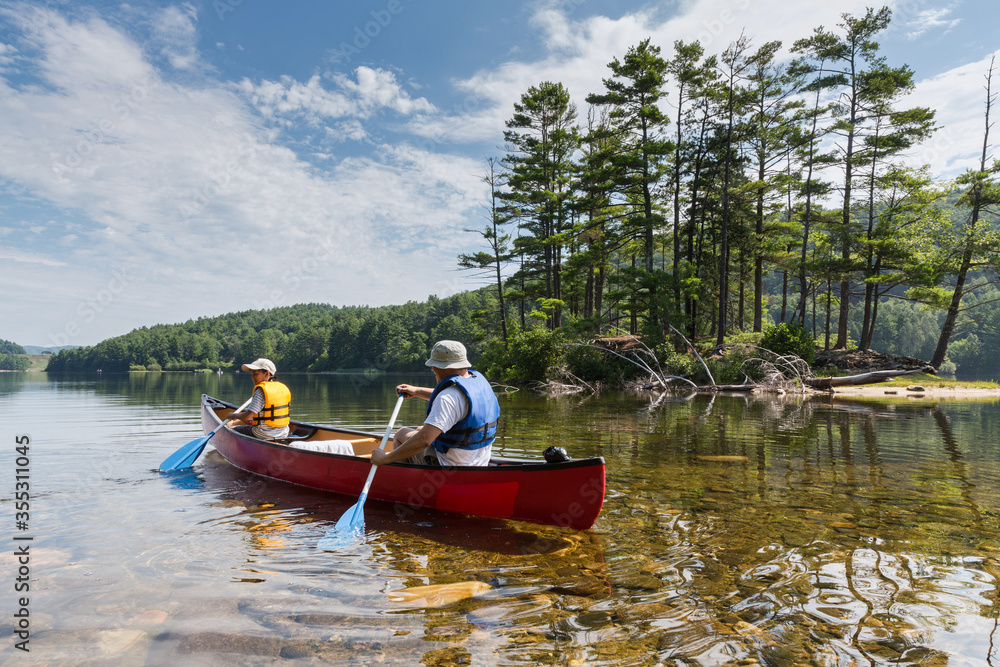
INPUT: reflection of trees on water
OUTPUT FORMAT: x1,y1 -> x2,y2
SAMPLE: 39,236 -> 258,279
609,397 -> 1000,664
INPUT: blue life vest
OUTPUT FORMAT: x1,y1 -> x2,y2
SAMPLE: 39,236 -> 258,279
427,371 -> 501,453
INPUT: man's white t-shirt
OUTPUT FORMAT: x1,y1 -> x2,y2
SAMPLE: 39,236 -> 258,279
423,385 -> 493,466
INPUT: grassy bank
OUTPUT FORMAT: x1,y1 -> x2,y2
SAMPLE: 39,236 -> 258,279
26,354 -> 50,372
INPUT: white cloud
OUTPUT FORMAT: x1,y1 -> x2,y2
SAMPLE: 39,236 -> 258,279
239,67 -> 435,127
901,8 -> 961,40
0,247 -> 67,267
152,3 -> 199,70
887,0 -> 962,40
902,52 -> 998,177
0,41 -> 16,69
0,7 -> 484,345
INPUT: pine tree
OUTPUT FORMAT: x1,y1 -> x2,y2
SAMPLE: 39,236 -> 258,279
587,38 -> 672,331
502,81 -> 580,330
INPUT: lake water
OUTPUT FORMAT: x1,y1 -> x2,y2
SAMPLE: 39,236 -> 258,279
1,372 -> 998,666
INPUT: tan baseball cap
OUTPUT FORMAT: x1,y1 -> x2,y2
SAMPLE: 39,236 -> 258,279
425,340 -> 470,369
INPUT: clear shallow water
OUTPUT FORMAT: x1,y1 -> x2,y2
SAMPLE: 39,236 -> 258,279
1,373 -> 998,666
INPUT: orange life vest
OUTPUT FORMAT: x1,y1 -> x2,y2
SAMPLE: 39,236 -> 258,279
252,380 -> 291,428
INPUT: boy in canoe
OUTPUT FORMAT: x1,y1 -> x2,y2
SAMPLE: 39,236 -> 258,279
224,358 -> 291,440
371,340 -> 500,467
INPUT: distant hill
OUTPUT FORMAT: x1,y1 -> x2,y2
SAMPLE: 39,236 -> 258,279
43,290 -> 499,373
22,345 -> 78,355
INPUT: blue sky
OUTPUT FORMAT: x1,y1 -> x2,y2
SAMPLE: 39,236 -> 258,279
1,0 -> 997,347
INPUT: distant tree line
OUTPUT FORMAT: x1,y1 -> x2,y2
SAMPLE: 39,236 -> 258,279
39,272 -> 1000,381
43,291 -> 500,374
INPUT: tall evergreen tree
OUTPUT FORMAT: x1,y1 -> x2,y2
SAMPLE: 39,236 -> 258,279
666,40 -> 713,320
855,85 -> 937,349
742,40 -> 804,332
587,38 -> 672,330
460,157 -> 513,346
788,40 -> 840,327
712,34 -> 752,346
502,81 -> 580,330
929,56 -> 1000,368
794,6 -> 910,349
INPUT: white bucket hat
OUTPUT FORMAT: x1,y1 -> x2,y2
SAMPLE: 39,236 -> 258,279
242,358 -> 277,375
425,340 -> 470,369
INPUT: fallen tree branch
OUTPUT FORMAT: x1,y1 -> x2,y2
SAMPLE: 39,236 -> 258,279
667,325 -> 716,386
802,368 -> 924,389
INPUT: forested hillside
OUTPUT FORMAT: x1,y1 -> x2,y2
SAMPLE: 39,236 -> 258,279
44,290 -> 498,374
0,338 -> 29,371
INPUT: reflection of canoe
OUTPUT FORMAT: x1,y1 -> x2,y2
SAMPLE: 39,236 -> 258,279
200,394 -> 605,531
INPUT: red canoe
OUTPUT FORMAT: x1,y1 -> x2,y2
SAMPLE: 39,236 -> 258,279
200,394 -> 605,531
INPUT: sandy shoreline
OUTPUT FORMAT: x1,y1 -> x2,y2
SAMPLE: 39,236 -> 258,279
827,384 -> 1000,399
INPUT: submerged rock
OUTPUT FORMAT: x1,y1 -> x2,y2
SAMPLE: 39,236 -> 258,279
387,581 -> 492,608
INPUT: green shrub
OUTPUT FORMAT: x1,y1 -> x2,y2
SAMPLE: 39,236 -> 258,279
564,344 -> 644,384
947,334 -> 981,370
725,330 -> 764,347
479,327 -> 564,383
653,342 -> 700,380
714,345 -> 765,384
564,345 -> 610,382
0,353 -> 30,371
938,358 -> 957,376
760,322 -> 816,364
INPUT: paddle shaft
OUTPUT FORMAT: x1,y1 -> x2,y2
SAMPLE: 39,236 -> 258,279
357,393 -> 406,498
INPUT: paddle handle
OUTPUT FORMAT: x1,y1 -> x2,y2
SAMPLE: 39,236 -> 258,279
358,393 -> 405,497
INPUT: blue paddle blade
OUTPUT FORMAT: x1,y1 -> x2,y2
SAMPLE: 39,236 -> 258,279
317,494 -> 367,550
159,434 -> 210,471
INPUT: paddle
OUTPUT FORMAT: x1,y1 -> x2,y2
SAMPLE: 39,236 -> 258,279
159,396 -> 253,471
318,391 -> 406,549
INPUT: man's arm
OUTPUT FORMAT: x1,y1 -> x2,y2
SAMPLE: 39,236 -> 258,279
396,384 -> 433,400
370,424 -> 443,465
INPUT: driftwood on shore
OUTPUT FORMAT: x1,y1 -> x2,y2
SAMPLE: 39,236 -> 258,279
583,331 -> 937,395
801,368 -> 926,390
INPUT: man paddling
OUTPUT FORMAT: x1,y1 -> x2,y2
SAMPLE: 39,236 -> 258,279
225,358 -> 291,441
371,340 -> 500,467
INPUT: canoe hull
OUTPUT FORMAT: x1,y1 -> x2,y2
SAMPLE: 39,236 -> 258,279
200,394 -> 604,530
